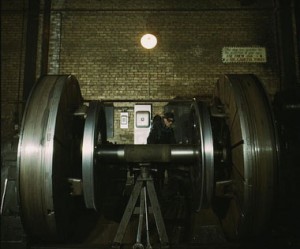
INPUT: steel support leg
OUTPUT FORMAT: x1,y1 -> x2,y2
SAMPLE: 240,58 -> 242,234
112,178 -> 143,248
146,178 -> 169,248
112,167 -> 169,249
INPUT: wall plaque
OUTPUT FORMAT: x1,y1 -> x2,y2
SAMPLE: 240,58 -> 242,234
222,47 -> 267,63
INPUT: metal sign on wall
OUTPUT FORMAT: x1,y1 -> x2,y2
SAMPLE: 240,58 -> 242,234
222,47 -> 267,63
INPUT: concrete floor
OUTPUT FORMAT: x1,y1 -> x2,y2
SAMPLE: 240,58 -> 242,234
26,207 -> 300,249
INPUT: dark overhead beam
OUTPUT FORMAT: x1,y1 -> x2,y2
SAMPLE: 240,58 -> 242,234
22,0 -> 40,104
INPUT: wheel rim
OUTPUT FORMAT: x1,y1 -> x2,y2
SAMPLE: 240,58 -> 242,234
190,101 -> 214,211
82,100 -> 107,210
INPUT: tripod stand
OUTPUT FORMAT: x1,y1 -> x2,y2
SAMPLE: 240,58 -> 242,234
112,166 -> 169,249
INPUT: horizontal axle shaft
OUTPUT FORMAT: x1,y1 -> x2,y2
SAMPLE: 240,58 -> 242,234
96,144 -> 199,164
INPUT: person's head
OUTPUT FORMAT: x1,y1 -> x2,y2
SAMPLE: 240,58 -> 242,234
163,112 -> 175,128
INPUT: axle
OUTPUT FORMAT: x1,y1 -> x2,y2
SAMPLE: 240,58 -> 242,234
96,144 -> 199,164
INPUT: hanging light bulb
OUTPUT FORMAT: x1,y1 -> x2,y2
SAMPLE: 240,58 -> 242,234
140,34 -> 157,49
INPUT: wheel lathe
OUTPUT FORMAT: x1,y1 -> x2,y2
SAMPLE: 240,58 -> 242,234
13,74 -> 278,247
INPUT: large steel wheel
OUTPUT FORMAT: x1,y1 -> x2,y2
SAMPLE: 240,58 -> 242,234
17,75 -> 87,241
212,74 -> 279,240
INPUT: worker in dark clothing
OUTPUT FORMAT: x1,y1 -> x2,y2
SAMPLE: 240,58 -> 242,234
147,112 -> 176,144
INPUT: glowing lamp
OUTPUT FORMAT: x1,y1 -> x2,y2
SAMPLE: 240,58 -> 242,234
140,34 -> 157,49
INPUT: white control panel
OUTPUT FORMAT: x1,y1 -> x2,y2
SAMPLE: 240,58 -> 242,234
134,104 -> 151,144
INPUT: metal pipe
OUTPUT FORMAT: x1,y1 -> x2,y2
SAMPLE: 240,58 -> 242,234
144,186 -> 152,249
0,178 -> 8,215
96,144 -> 198,164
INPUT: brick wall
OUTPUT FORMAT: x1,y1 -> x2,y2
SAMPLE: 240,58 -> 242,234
1,1 -> 26,142
1,0 -> 280,144
54,10 -> 279,98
